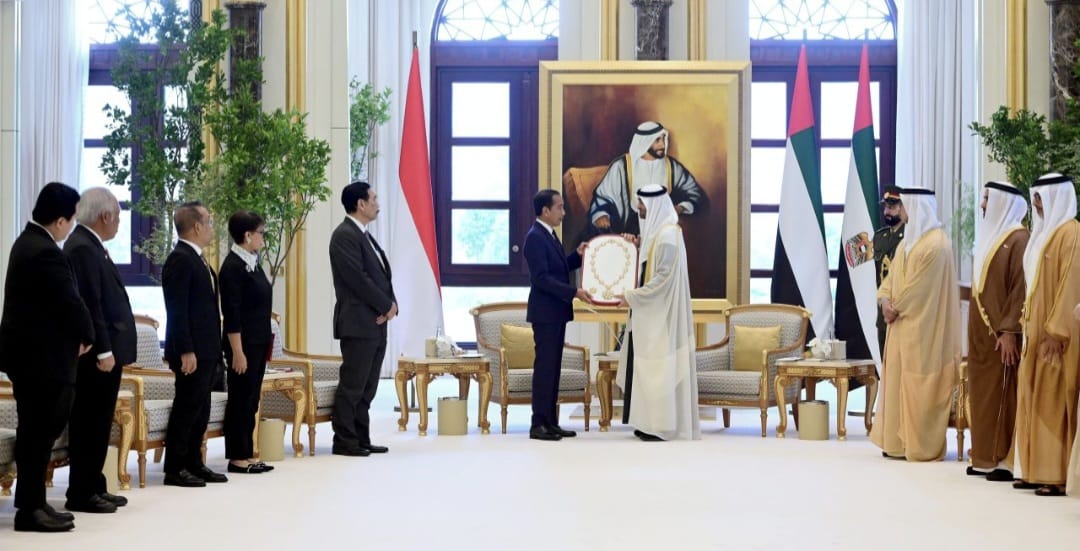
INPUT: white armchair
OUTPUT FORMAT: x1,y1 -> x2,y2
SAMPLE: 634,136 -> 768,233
696,304 -> 809,436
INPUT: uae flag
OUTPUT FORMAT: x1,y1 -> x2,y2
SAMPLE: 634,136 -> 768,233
834,45 -> 881,365
771,45 -> 833,339
388,46 -> 443,363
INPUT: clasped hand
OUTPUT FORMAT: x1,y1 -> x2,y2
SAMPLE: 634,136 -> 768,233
377,302 -> 399,325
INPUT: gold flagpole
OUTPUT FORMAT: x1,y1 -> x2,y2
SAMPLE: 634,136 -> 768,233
285,0 -> 308,351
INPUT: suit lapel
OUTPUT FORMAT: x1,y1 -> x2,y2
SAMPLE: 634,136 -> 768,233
536,221 -> 567,269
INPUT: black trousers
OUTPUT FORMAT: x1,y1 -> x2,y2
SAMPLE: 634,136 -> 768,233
163,359 -> 215,474
224,340 -> 268,460
11,375 -> 74,510
621,336 -> 635,424
332,337 -> 385,448
66,358 -> 122,500
531,322 -> 566,428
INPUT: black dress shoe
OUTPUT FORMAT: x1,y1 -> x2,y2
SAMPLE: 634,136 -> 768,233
1013,480 -> 1039,490
546,425 -> 577,438
965,466 -> 989,476
64,494 -> 117,514
97,492 -> 128,507
529,426 -> 562,441
362,444 -> 389,454
252,461 -> 274,472
189,466 -> 228,483
43,503 -> 75,522
228,462 -> 266,474
633,429 -> 664,442
14,508 -> 75,532
163,469 -> 207,488
986,468 -> 1014,482
332,446 -> 371,457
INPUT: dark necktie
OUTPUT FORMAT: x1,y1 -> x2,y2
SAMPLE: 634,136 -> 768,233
552,229 -> 561,247
367,232 -> 388,273
200,253 -> 216,292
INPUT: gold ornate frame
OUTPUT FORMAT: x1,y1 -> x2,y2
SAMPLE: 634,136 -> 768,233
538,61 -> 751,306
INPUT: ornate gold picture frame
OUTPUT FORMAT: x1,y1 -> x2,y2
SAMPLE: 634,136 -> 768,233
539,61 -> 750,304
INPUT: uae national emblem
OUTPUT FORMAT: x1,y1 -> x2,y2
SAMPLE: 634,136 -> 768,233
844,232 -> 874,269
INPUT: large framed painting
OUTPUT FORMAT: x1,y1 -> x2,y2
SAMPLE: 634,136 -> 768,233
539,61 -> 750,303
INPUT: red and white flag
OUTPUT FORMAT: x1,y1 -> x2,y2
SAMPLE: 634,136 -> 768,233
388,47 -> 443,364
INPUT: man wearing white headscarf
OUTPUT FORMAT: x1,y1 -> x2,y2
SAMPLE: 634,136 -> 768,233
1012,173 -> 1080,497
966,181 -> 1028,481
614,184 -> 700,441
587,122 -> 707,236
872,187 -> 961,461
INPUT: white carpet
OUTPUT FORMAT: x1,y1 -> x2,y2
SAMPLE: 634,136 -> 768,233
2,378 -> 1079,550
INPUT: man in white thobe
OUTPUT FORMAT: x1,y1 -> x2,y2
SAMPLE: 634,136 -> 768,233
615,184 -> 700,441
587,121 -> 707,237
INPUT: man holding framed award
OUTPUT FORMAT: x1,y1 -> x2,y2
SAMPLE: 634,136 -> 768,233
523,189 -> 590,441
613,184 -> 700,442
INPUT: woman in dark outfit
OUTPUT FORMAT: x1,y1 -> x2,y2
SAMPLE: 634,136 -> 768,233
220,211 -> 275,474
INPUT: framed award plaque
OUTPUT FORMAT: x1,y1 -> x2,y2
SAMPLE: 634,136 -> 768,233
581,235 -> 639,305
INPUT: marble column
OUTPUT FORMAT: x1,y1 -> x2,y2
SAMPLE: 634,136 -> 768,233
631,0 -> 672,60
225,0 -> 267,100
1047,0 -> 1080,119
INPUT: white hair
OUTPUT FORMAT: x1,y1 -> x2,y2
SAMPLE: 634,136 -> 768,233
76,187 -> 120,226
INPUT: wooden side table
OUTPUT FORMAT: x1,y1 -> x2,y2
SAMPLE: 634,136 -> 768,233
395,357 -> 492,436
254,370 -> 307,458
774,359 -> 878,440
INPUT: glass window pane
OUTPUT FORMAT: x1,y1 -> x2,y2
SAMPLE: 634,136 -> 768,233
127,286 -> 166,341
750,212 -> 778,270
751,147 -> 786,204
81,147 -> 132,201
164,85 -> 186,128
751,82 -> 787,140
824,212 -> 845,271
84,85 -> 129,141
103,209 -> 132,265
750,277 -> 772,304
452,82 -> 510,138
820,147 -> 850,205
451,209 -> 509,264
441,286 -> 530,343
452,146 -> 509,201
820,81 -> 881,140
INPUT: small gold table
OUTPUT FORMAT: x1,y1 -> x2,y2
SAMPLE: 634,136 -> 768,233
595,356 -> 620,432
112,390 -> 135,490
395,357 -> 492,436
254,370 -> 307,458
774,358 -> 878,440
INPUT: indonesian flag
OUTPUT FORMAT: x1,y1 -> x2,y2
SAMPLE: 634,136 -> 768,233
771,45 -> 833,339
834,44 -> 881,365
388,47 -> 443,369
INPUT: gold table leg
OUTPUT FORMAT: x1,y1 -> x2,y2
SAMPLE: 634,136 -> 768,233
863,373 -> 878,435
395,368 -> 411,432
775,375 -> 789,438
458,374 -> 471,401
477,371 -> 492,434
597,369 -> 613,432
114,407 -> 134,491
836,376 -> 850,441
416,372 -> 431,436
287,387 -> 306,457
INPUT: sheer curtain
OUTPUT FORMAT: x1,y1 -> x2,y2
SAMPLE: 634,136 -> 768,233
894,0 -> 979,274
18,0 -> 87,225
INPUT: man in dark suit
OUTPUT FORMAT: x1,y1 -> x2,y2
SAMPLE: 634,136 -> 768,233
63,188 -> 137,513
0,183 -> 94,532
161,202 -> 226,487
523,189 -> 589,441
328,181 -> 396,457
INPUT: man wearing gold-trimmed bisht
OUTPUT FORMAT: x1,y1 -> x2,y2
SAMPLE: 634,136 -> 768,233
872,187 -> 961,461
615,184 -> 699,442
966,181 -> 1028,481
1011,173 -> 1080,497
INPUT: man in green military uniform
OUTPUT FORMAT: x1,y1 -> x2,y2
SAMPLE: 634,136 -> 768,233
874,185 -> 905,358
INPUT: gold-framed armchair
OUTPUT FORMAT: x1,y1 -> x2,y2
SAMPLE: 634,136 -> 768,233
262,313 -> 339,455
470,302 -> 591,434
0,381 -> 71,496
695,304 -> 809,437
119,315 -> 228,487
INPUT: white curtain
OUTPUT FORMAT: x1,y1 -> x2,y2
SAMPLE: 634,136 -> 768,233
894,0 -> 979,276
362,0 -> 438,376
19,0 -> 88,225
